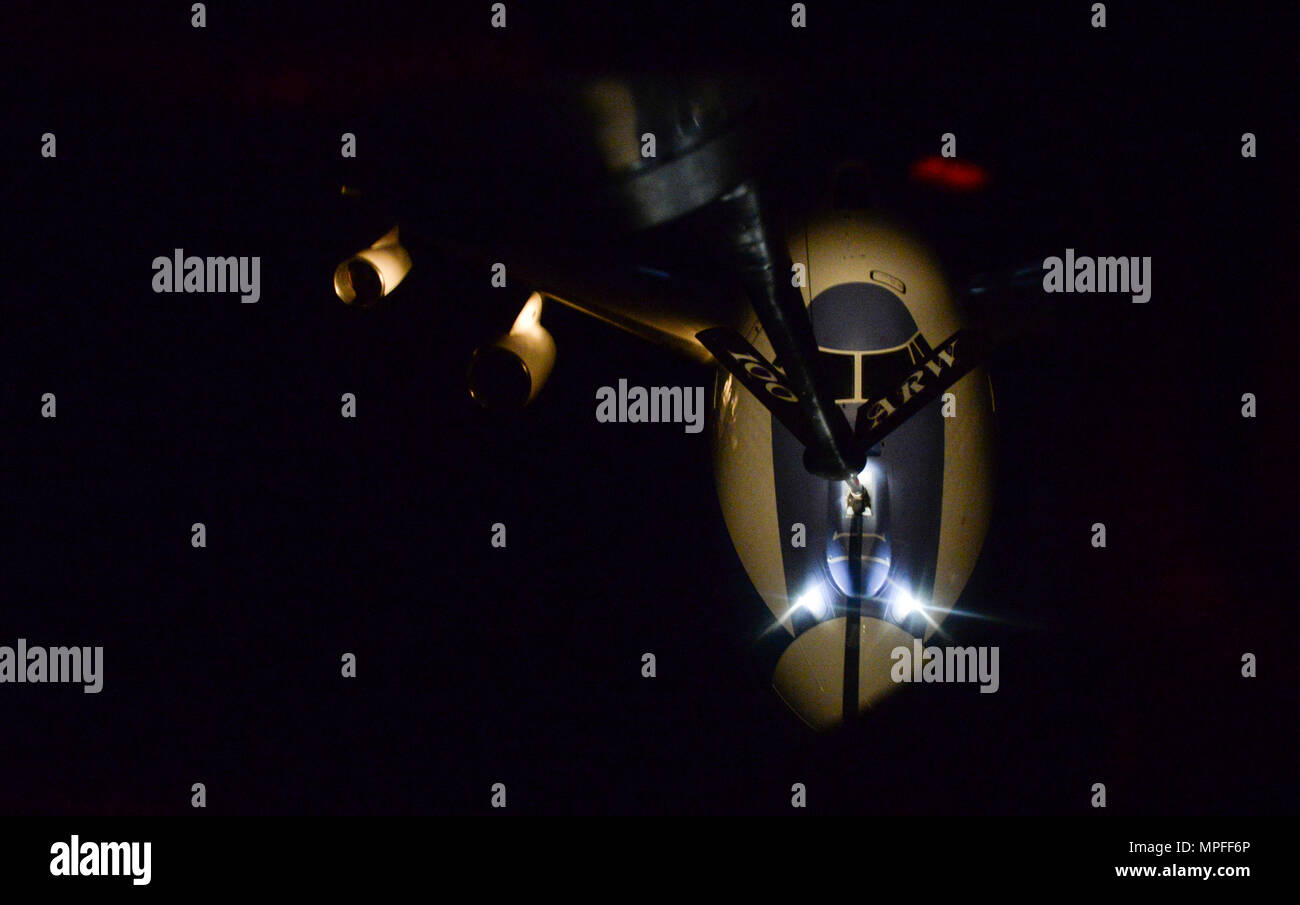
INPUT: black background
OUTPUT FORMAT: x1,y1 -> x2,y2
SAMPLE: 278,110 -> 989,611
2,1 -> 1295,815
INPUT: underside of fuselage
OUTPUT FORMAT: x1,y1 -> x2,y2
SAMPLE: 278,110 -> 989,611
711,211 -> 995,729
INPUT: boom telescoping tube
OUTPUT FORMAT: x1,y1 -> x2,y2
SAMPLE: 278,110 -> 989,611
711,180 -> 866,486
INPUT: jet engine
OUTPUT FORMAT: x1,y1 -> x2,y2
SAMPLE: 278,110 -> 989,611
332,225 -> 412,308
467,292 -> 557,409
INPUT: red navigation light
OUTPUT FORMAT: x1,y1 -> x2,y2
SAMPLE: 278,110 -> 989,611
909,155 -> 990,192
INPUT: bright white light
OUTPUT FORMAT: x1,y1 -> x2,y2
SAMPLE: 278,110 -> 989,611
890,586 -> 924,621
794,586 -> 829,620
844,460 -> 879,517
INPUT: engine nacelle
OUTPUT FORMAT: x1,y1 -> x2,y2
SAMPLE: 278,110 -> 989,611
333,225 -> 412,308
467,293 -> 556,409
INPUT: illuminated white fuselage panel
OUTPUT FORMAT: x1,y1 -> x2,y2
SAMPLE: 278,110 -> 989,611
710,211 -> 995,730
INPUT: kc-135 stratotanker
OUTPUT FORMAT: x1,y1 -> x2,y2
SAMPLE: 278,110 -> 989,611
330,76 -> 1019,730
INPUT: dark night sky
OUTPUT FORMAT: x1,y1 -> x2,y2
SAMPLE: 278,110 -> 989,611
1,2 -> 1295,815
